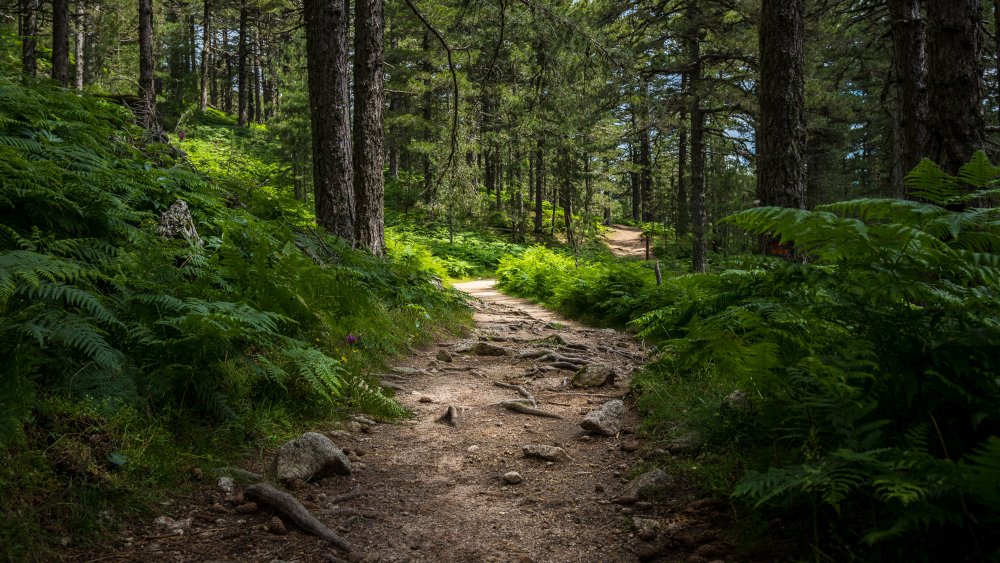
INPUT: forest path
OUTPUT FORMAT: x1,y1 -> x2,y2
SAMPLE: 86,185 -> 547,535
605,225 -> 650,260
104,281 -> 733,562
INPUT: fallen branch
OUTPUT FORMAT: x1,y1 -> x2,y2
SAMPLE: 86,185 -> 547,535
245,483 -> 350,552
502,400 -> 563,419
493,381 -> 536,405
538,390 -> 627,399
550,361 -> 584,371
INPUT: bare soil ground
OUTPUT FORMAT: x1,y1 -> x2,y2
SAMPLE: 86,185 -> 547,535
605,225 -> 651,260
85,280 -> 734,563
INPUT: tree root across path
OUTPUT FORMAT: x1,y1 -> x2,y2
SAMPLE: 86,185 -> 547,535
245,483 -> 351,552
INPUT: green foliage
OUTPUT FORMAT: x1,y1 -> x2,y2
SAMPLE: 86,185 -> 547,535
0,78 -> 469,558
631,153 -> 1000,559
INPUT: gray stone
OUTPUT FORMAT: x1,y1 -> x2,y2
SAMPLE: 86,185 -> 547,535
503,471 -> 523,484
572,364 -> 615,388
580,399 -> 625,436
273,432 -> 351,482
522,444 -> 570,462
436,349 -> 453,362
722,389 -> 753,415
617,468 -> 673,504
157,200 -> 202,245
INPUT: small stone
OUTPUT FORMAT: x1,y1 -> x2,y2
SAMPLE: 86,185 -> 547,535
419,396 -> 434,403
572,364 -> 615,388
595,484 -> 605,493
266,516 -> 287,535
235,502 -> 258,514
579,435 -> 592,442
503,471 -> 523,484
620,441 -> 640,452
617,468 -> 674,504
208,503 -> 228,513
217,476 -> 235,495
436,349 -> 453,362
580,400 -> 626,436
522,444 -> 570,462
467,445 -> 480,454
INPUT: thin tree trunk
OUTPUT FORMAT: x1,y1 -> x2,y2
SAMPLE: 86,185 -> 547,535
200,0 -> 211,111
639,81 -> 653,221
888,0 -> 927,197
534,139 -> 544,232
253,9 -> 263,122
74,0 -> 85,90
676,72 -> 688,238
688,3 -> 707,273
353,0 -> 386,255
421,30 -> 434,204
925,0 -> 985,176
630,109 -> 640,221
21,0 -> 39,77
138,0 -> 158,132
304,0 -> 355,240
237,4 -> 250,127
52,0 -> 70,85
223,28 -> 233,113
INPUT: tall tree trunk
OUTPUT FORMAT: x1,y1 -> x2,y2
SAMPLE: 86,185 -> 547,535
210,29 -> 218,107
304,0 -> 355,240
74,0 -> 85,90
253,9 -> 263,122
353,0 -> 386,255
888,0 -> 928,196
52,0 -> 70,85
223,28 -> 233,113
688,3 -> 707,273
21,0 -> 39,77
237,4 -> 250,127
757,0 -> 806,217
421,30 -> 434,204
200,0 -> 211,111
639,80 -> 653,221
629,109 -> 641,220
561,149 -> 574,247
676,72 -> 689,238
138,0 -> 158,132
925,0 -> 985,176
534,139 -> 544,232
387,35 -> 400,179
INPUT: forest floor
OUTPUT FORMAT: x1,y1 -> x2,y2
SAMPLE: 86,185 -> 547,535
605,225 -> 651,260
83,280 -> 735,563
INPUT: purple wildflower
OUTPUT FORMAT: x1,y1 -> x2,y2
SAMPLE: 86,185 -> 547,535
346,333 -> 360,346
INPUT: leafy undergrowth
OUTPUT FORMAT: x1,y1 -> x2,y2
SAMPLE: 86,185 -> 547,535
385,221 -> 527,280
0,78 -> 467,559
497,157 -> 1000,560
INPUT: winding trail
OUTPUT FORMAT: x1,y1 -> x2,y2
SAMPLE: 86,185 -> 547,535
103,280 -> 733,562
605,225 -> 651,260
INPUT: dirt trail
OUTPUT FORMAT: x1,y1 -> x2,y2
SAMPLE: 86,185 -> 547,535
605,225 -> 650,260
100,281 -> 732,563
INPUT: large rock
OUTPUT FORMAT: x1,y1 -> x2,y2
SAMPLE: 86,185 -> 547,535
572,364 -> 615,387
580,399 -> 625,436
273,432 -> 351,482
469,342 -> 510,356
616,468 -> 674,504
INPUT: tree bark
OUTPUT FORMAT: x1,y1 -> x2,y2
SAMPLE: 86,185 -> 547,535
353,0 -> 386,255
237,4 -> 250,127
756,0 -> 807,216
304,0 -> 355,240
200,0 -> 211,111
925,0 -> 985,176
534,138 -> 544,232
138,0 -> 158,132
421,30 -> 434,205
21,0 -> 39,77
629,109 -> 640,221
639,81 -> 653,221
74,0 -> 85,90
688,3 -> 707,273
888,0 -> 928,196
253,9 -> 263,122
676,72 -> 688,238
52,0 -> 70,85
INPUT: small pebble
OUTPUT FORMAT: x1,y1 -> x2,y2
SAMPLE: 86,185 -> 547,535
595,484 -> 605,493
503,471 -> 523,484
419,396 -> 434,403
467,445 -> 480,453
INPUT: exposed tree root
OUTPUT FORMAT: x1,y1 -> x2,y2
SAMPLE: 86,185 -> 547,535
245,483 -> 351,552
493,381 -> 537,405
436,405 -> 459,425
501,400 -> 563,419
